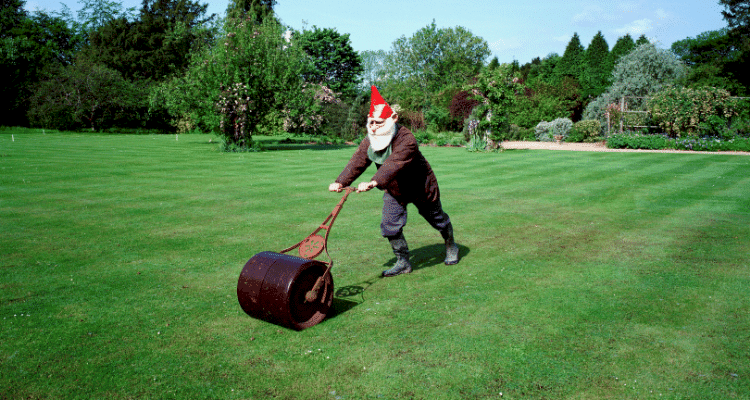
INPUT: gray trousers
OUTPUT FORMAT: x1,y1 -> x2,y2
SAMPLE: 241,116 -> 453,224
380,191 -> 451,238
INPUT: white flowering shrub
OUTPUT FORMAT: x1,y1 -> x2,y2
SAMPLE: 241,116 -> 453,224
551,117 -> 573,139
535,121 -> 554,141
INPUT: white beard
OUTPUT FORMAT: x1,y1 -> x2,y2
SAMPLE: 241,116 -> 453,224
367,117 -> 396,151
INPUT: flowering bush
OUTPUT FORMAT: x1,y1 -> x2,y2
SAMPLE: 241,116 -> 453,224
464,63 -> 523,146
568,120 -> 602,142
217,83 -> 252,146
648,86 -> 736,138
551,117 -> 573,139
534,118 -> 572,141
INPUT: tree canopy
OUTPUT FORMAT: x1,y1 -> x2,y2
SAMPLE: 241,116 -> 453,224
384,20 -> 490,109
296,26 -> 363,98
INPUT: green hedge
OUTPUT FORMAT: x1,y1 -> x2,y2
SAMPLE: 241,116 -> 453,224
606,132 -> 750,152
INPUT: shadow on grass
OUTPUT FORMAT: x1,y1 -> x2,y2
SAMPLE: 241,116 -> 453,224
192,137 -> 355,151
261,143 -> 354,151
384,243 -> 471,273
324,274 -> 381,322
326,244 -> 471,322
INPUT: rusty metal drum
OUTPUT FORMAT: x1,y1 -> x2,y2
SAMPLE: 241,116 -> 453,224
237,251 -> 334,330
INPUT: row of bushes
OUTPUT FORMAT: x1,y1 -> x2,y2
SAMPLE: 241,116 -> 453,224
534,119 -> 603,142
606,132 -> 750,152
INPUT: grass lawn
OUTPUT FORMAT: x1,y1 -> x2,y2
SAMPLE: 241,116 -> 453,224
1,130 -> 749,399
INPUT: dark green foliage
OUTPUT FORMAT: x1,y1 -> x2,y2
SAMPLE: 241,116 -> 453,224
226,0 -> 275,23
296,26 -> 363,99
581,31 -> 611,99
609,34 -> 635,67
556,33 -> 585,81
511,78 -> 582,128
672,28 -> 747,95
720,0 -> 750,34
487,56 -> 500,70
606,131 -> 750,151
635,34 -> 650,46
524,53 -> 560,85
1,6 -> 82,126
0,0 -> 26,36
28,60 -> 147,130
79,0 -> 216,81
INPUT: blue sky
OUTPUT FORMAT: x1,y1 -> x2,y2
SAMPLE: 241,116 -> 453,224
27,0 -> 729,64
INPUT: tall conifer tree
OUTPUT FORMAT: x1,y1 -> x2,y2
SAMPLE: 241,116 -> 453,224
582,31 -> 610,98
609,34 -> 635,67
556,33 -> 585,81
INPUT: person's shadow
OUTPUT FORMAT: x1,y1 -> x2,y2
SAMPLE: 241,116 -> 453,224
327,244 -> 471,319
391,243 -> 471,272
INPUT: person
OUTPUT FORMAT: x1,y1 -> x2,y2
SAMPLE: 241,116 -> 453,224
329,86 -> 459,277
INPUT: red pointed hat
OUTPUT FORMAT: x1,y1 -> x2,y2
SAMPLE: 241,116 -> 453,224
369,85 -> 394,119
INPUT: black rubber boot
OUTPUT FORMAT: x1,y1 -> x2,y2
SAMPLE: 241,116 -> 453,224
441,223 -> 459,265
383,232 -> 412,277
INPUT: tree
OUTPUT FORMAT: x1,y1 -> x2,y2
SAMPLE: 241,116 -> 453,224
152,15 -> 312,146
556,33 -> 585,81
79,0 -> 216,81
581,31 -> 611,99
718,0 -> 750,93
384,20 -> 490,109
671,28 -> 746,94
526,52 -> 560,85
76,0 -> 135,33
464,63 -> 523,147
296,26 -> 363,98
609,34 -> 635,67
226,0 -> 275,23
2,4 -> 82,126
1,0 -> 26,37
358,49 -> 388,90
28,59 -> 145,130
583,43 -> 687,128
512,77 -> 582,128
720,0 -> 750,35
635,34 -> 650,46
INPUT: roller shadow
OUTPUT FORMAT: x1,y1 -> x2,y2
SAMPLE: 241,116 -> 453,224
324,244 -> 471,323
383,243 -> 471,272
326,275 -> 381,320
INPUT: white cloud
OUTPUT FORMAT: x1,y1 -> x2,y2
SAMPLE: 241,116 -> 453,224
573,5 -> 606,25
615,18 -> 654,36
655,8 -> 670,19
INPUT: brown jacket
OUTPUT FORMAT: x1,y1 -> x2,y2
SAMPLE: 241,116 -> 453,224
336,125 -> 440,204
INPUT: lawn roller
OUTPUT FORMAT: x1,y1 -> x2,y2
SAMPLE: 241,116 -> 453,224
237,187 -> 355,330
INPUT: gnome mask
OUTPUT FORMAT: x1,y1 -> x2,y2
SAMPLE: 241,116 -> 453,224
367,86 -> 398,151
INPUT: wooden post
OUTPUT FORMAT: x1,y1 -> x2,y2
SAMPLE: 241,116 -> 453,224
607,112 -> 610,137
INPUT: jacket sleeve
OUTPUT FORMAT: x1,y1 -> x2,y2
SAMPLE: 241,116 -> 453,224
335,138 -> 372,187
371,129 -> 417,188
